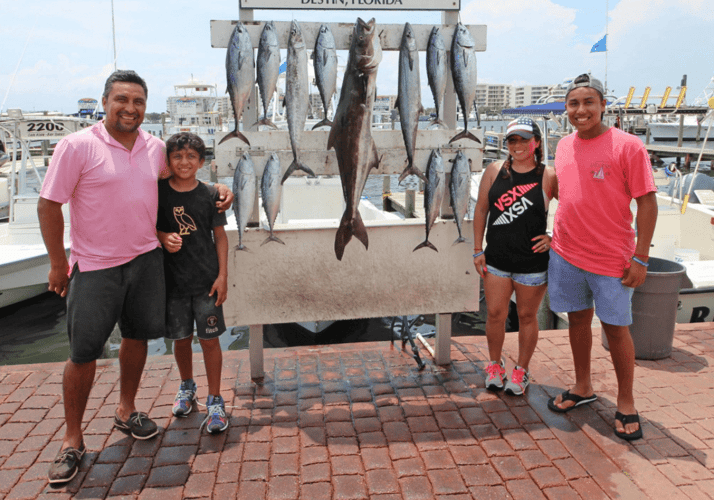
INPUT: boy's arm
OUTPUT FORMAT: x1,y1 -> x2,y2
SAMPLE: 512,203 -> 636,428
213,183 -> 234,213
157,230 -> 182,253
209,225 -> 229,306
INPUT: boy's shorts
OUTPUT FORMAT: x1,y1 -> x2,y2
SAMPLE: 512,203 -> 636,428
165,291 -> 226,341
487,265 -> 547,287
67,248 -> 166,364
548,249 -> 634,326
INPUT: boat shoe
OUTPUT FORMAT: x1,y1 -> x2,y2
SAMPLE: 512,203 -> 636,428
114,411 -> 159,440
48,442 -> 86,484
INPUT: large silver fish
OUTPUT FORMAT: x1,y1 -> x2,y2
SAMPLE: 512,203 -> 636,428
232,152 -> 256,251
254,21 -> 280,130
414,149 -> 445,252
449,150 -> 471,245
281,20 -> 316,183
311,24 -> 338,130
396,23 -> 426,184
260,152 -> 284,246
327,18 -> 382,261
219,21 -> 254,147
426,27 -> 448,130
449,23 -> 481,145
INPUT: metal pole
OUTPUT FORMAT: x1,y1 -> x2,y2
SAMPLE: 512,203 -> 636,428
111,0 -> 117,71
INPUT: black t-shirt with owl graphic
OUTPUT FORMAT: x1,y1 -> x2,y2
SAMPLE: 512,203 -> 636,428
157,179 -> 227,297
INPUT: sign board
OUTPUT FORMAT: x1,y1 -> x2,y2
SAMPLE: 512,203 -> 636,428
0,118 -> 92,141
240,0 -> 459,10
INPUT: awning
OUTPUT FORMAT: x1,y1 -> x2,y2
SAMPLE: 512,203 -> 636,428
502,102 -> 566,116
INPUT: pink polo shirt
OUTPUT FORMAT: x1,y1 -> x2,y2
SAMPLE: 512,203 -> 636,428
40,121 -> 166,271
551,127 -> 656,277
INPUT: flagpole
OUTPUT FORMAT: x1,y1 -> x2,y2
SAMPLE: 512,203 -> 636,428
605,0 -> 608,93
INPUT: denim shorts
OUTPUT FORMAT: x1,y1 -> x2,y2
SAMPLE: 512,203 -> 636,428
165,291 -> 226,341
548,249 -> 634,326
487,265 -> 548,287
66,248 -> 166,364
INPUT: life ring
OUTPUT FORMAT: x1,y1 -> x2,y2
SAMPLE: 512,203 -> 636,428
664,163 -> 678,177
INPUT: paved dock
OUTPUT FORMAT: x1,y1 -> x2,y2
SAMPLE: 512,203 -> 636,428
1,323 -> 713,499
645,144 -> 714,161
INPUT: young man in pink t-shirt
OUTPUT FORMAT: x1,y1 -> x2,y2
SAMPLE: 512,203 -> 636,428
546,74 -> 657,441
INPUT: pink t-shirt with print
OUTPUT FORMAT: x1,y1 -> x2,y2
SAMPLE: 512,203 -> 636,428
551,127 -> 656,278
40,121 -> 166,271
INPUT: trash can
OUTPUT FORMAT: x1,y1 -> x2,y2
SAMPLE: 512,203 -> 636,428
602,257 -> 686,360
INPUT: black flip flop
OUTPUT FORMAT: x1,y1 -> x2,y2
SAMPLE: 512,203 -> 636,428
614,411 -> 643,441
547,390 -> 598,413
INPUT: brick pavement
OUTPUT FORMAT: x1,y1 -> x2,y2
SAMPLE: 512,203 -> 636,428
0,323 -> 713,499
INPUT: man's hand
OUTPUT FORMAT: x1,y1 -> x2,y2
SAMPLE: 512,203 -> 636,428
48,263 -> 70,297
214,183 -> 234,213
621,259 -> 647,288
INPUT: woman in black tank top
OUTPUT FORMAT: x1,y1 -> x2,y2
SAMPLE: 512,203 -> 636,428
471,117 -> 558,395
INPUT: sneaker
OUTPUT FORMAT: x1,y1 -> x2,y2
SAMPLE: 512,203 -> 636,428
504,366 -> 530,396
172,379 -> 197,417
48,442 -> 86,484
114,411 -> 159,440
202,395 -> 229,434
485,360 -> 506,391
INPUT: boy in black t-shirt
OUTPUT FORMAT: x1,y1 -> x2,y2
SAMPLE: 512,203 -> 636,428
157,133 -> 229,434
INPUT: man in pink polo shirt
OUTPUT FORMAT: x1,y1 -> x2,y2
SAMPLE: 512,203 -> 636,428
546,74 -> 657,441
38,70 -> 232,484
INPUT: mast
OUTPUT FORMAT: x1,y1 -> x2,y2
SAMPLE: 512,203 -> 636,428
605,0 -> 608,93
111,0 -> 117,71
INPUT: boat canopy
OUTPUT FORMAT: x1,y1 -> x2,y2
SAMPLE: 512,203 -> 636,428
502,102 -> 566,116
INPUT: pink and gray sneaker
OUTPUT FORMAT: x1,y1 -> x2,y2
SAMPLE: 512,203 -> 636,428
504,366 -> 530,396
485,360 -> 506,391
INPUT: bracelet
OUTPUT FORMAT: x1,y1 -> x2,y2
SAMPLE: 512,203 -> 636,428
473,251 -> 485,258
631,256 -> 649,267
634,253 -> 649,261
473,248 -> 483,252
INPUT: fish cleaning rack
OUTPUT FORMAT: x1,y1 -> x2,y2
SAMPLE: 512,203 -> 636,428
211,6 -> 486,378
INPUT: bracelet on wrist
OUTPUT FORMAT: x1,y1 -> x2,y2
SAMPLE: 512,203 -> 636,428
631,256 -> 649,267
473,251 -> 485,258
634,253 -> 649,261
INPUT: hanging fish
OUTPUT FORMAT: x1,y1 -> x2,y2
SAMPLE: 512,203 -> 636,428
449,23 -> 481,145
254,21 -> 280,130
311,24 -> 338,130
219,21 -> 255,147
260,153 -> 284,246
232,152 -> 256,251
414,149 -> 445,252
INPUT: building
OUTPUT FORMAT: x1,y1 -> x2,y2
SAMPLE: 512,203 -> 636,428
475,84 -> 514,112
514,85 -> 551,107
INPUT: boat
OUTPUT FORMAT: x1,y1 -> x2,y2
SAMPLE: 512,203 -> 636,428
0,110 -> 85,309
645,76 -> 714,142
164,80 -> 226,150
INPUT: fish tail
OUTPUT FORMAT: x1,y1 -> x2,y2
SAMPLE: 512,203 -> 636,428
261,233 -> 285,246
254,117 -> 279,130
452,236 -> 467,246
398,162 -> 428,184
311,118 -> 334,130
353,211 -> 368,250
234,243 -> 249,252
218,129 -> 251,146
429,118 -> 448,130
334,215 -> 353,261
281,159 -> 316,184
448,129 -> 481,145
413,239 -> 439,252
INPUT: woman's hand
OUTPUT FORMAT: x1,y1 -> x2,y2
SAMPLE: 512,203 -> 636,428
473,253 -> 487,278
531,234 -> 551,253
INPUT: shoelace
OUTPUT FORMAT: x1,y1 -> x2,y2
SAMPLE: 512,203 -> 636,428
54,449 -> 79,463
486,363 -> 504,378
130,412 -> 147,426
175,388 -> 195,403
200,403 -> 226,430
511,369 -> 526,384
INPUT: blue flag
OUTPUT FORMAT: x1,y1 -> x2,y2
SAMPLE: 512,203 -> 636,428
591,35 -> 607,53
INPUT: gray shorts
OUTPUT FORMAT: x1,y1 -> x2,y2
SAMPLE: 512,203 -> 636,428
66,248 -> 166,364
165,291 -> 226,341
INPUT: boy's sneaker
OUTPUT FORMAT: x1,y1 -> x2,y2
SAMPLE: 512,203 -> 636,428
172,379 -> 197,417
485,360 -> 506,391
504,366 -> 530,396
48,442 -> 86,484
203,395 -> 229,434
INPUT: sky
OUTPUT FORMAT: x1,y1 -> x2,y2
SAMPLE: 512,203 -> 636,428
0,0 -> 711,114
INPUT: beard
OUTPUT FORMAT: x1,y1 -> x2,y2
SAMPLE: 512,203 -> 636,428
108,113 -> 141,134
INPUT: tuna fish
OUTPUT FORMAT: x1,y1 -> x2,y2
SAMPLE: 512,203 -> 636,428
254,21 -> 280,130
426,26 -> 448,130
414,149 -> 445,252
311,24 -> 338,130
396,22 -> 427,184
260,152 -> 284,246
219,21 -> 254,147
449,150 -> 471,245
281,20 -> 316,184
232,152 -> 256,251
449,23 -> 481,145
327,18 -> 382,261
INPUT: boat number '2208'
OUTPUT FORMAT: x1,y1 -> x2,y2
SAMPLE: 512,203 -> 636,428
26,122 -> 65,132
